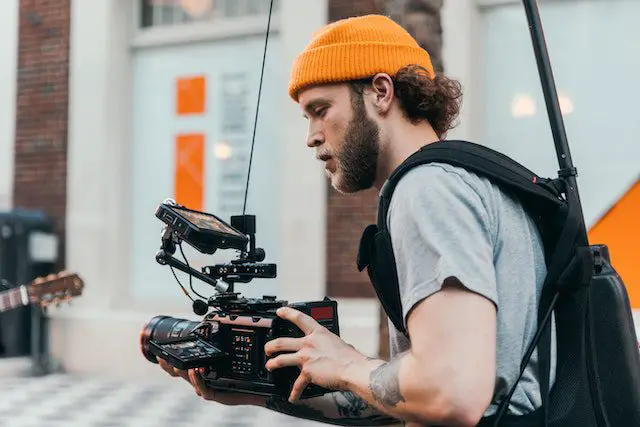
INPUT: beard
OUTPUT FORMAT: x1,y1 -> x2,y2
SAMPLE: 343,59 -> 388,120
332,97 -> 381,193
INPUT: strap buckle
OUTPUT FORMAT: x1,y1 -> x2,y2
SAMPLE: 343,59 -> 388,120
558,167 -> 578,178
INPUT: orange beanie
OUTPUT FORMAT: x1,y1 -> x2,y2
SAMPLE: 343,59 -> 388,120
288,14 -> 435,102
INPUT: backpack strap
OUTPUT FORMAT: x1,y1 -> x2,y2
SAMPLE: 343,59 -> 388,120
357,222 -> 408,336
378,140 -> 563,232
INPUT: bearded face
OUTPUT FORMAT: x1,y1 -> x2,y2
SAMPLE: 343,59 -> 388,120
331,92 -> 382,193
299,83 -> 383,194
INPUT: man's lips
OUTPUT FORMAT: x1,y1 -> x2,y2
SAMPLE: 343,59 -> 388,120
317,154 -> 335,172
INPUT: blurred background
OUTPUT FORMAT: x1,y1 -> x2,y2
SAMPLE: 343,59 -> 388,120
0,0 -> 637,426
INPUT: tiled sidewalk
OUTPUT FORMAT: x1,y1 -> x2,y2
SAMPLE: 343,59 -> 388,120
0,372 -> 326,427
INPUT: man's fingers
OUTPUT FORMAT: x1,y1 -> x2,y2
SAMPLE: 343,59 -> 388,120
187,370 -> 268,406
289,373 -> 309,402
157,357 -> 176,376
276,307 -> 318,335
264,337 -> 303,356
175,367 -> 190,382
265,353 -> 300,371
161,360 -> 271,407
188,369 -> 216,400
159,359 -> 259,406
158,357 -> 176,375
157,358 -> 190,382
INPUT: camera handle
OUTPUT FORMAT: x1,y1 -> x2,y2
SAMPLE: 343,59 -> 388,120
230,214 -> 266,263
156,246 -> 276,295
156,249 -> 231,316
156,249 -> 221,290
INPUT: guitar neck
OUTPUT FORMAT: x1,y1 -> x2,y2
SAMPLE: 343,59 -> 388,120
0,286 -> 30,313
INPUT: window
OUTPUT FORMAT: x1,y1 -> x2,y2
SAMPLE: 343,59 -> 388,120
140,0 -> 280,28
129,31 -> 284,301
480,0 -> 640,226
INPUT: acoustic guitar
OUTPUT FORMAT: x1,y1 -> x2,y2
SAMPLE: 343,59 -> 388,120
0,271 -> 84,312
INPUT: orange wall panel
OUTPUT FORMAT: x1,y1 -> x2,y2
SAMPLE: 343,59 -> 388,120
588,179 -> 640,308
176,75 -> 206,115
175,133 -> 205,211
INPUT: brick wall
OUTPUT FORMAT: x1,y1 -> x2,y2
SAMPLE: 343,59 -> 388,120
326,0 -> 382,300
329,0 -> 382,22
326,0 -> 445,359
326,185 -> 379,298
13,0 -> 70,270
325,0 -> 444,300
327,0 -> 387,358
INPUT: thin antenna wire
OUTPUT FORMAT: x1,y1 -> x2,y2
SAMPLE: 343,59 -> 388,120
242,0 -> 274,217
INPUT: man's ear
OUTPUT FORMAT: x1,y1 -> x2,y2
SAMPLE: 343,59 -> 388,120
369,73 -> 395,115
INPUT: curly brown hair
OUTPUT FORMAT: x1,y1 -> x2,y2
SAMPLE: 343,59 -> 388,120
348,65 -> 463,138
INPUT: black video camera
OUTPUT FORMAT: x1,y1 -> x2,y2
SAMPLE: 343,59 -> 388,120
140,200 -> 340,399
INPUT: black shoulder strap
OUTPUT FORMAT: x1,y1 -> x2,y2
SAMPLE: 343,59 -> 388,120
377,140 -> 563,234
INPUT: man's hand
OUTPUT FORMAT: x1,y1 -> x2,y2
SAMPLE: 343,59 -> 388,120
156,357 -> 266,406
264,307 -> 376,403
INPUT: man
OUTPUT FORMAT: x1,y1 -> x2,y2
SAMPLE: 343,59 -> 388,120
157,14 -> 553,426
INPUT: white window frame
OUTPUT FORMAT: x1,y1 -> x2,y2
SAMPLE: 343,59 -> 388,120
441,0 -> 554,141
131,1 -> 282,48
441,0 -> 628,143
442,0 -> 639,227
124,1 -> 285,313
65,0 -> 329,317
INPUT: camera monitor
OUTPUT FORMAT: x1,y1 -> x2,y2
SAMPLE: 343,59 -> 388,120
156,203 -> 249,254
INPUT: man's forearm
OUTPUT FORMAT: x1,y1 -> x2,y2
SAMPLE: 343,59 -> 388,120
343,351 -> 480,426
263,390 -> 401,426
345,353 -> 427,423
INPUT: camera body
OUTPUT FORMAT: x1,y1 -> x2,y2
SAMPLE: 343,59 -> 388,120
140,200 -> 341,399
142,293 -> 339,398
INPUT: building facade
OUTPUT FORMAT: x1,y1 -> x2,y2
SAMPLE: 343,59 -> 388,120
0,0 -> 638,381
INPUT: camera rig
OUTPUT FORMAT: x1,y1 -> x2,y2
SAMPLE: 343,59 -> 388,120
154,199 -> 278,315
143,199 -> 340,399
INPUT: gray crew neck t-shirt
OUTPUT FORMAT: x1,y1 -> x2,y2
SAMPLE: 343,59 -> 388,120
385,162 -> 556,417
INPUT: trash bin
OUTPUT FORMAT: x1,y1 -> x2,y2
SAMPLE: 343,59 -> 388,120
0,209 -> 58,370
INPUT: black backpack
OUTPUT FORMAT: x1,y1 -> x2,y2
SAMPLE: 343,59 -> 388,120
357,139 -> 640,426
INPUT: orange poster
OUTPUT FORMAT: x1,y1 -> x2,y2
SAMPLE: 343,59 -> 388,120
175,133 -> 205,211
176,75 -> 206,115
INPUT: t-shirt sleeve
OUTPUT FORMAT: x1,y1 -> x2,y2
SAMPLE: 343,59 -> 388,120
386,164 -> 498,326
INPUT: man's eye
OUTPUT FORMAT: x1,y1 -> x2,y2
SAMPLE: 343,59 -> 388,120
315,107 -> 327,117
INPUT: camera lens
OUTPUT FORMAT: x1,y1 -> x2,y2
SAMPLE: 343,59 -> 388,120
139,315 -> 201,364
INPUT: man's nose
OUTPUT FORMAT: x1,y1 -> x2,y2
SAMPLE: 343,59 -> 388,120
306,129 -> 324,148
307,135 -> 322,148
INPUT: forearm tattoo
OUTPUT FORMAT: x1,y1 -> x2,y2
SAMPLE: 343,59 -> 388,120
369,358 -> 406,408
265,391 -> 397,426
332,391 -> 372,418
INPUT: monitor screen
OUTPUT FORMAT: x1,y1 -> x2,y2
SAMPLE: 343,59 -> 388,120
175,208 -> 245,238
